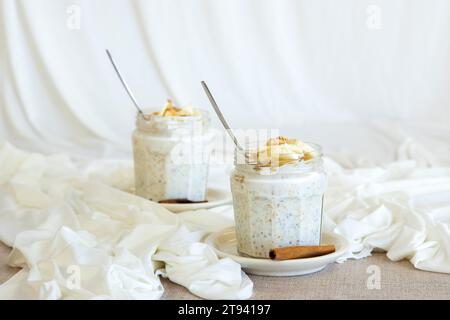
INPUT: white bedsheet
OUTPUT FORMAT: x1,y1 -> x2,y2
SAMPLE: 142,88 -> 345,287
0,138 -> 449,300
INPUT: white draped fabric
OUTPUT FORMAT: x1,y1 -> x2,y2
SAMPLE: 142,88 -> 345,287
0,142 -> 254,299
0,140 -> 449,299
0,0 -> 450,299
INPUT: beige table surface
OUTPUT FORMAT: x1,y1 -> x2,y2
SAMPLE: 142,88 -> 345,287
1,242 -> 449,300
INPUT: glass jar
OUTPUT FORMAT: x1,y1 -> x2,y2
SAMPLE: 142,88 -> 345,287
230,143 -> 327,258
132,109 -> 213,202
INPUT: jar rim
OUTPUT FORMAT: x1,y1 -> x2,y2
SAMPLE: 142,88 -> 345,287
138,108 -> 208,120
136,108 -> 210,132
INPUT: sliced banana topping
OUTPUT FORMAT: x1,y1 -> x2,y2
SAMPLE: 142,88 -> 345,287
254,136 -> 314,169
153,99 -> 200,117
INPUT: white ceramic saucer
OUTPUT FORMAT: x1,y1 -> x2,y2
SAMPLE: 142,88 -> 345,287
205,227 -> 350,276
160,188 -> 232,213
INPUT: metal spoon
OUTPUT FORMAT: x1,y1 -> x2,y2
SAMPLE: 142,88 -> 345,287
201,81 -> 244,151
105,49 -> 146,119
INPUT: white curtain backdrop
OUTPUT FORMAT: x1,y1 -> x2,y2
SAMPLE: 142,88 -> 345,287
1,0 -> 449,162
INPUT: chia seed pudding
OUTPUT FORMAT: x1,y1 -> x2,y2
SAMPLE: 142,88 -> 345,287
230,137 -> 327,258
132,100 -> 213,202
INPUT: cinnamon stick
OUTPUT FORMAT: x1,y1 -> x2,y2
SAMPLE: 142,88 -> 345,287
158,199 -> 208,204
269,245 -> 336,260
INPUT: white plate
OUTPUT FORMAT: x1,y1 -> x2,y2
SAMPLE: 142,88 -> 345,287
160,188 -> 232,213
205,227 -> 350,276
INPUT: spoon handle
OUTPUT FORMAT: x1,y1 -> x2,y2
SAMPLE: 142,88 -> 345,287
201,81 -> 243,151
106,49 -> 145,118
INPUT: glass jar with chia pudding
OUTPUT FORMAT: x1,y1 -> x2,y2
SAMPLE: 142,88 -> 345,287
132,100 -> 213,202
230,136 -> 327,258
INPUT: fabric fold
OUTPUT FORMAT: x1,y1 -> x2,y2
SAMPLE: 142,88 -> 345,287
0,142 -> 253,300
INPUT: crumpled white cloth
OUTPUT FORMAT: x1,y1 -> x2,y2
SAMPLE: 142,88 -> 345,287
323,138 -> 450,273
0,142 -> 252,299
1,139 -> 450,300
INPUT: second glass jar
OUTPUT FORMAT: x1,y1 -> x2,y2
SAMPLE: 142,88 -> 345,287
133,110 -> 213,202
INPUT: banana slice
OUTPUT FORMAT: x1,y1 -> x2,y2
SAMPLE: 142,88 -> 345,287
154,100 -> 199,117
254,136 -> 314,169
